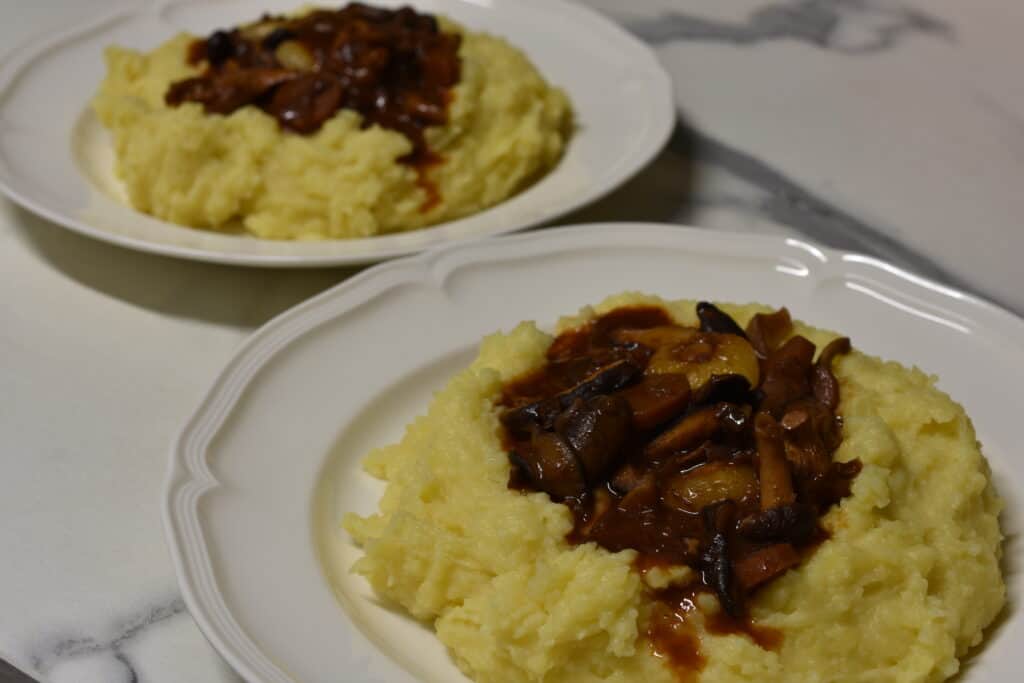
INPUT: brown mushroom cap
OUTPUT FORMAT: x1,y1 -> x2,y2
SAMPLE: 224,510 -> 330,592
498,303 -> 860,630
555,395 -> 632,483
510,429 -> 587,501
746,307 -> 793,358
617,374 -> 691,431
644,403 -> 750,461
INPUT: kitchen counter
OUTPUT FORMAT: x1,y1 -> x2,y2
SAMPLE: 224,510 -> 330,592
2,1 -> 1021,681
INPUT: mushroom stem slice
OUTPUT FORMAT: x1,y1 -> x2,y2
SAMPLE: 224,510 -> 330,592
746,307 -> 793,358
616,373 -> 691,430
612,326 -> 760,392
661,462 -> 758,514
700,501 -> 742,617
754,411 -> 797,511
733,543 -> 800,591
644,403 -> 750,460
812,336 -> 851,411
737,503 -> 815,544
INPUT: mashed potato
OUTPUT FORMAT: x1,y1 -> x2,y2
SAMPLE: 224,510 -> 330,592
343,293 -> 1004,683
92,17 -> 570,239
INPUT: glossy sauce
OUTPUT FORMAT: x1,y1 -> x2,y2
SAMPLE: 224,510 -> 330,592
639,555 -> 783,677
166,3 -> 460,209
499,304 -> 860,678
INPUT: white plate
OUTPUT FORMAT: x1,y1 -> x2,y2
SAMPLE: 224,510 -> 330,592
0,0 -> 672,267
163,223 -> 1023,682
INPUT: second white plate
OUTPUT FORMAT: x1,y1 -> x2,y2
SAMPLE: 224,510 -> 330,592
164,222 -> 1022,683
0,0 -> 673,266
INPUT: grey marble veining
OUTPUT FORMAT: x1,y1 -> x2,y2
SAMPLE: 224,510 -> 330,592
1,0 -> 1022,682
28,598 -> 186,683
582,0 -> 1024,313
670,123 -> 970,292
603,0 -> 959,288
622,0 -> 950,53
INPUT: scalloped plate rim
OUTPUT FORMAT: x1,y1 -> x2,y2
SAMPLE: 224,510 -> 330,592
0,0 -> 674,267
163,222 -> 1024,682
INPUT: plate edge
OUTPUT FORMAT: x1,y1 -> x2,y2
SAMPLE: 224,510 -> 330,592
161,221 -> 1024,682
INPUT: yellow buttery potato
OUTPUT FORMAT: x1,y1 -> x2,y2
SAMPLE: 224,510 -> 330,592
93,17 -> 570,240
344,294 -> 1004,683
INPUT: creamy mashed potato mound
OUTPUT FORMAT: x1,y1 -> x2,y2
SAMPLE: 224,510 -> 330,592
344,293 -> 1004,683
92,19 -> 570,239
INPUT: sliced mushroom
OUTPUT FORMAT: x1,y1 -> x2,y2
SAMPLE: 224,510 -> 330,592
690,373 -> 752,406
509,430 -> 586,500
555,395 -> 632,483
800,459 -> 864,508
696,302 -> 748,338
197,30 -> 236,65
610,325 -> 697,353
737,503 -> 815,544
609,462 -> 646,494
544,332 -> 586,362
780,397 -> 843,485
827,459 -> 863,500
592,306 -> 673,344
500,396 -> 561,436
781,438 -> 828,482
745,307 -> 793,358
267,73 -> 344,133
834,459 -> 863,481
644,403 -> 750,460
811,336 -> 851,411
166,66 -> 297,113
261,26 -> 296,50
573,486 -> 615,540
754,412 -> 796,511
644,332 -> 760,393
240,18 -> 285,42
700,501 -> 742,617
733,543 -> 800,591
757,335 -> 816,417
584,476 -> 660,551
274,40 -> 315,71
616,373 -> 691,430
564,359 -> 642,401
661,461 -> 758,514
501,360 -> 641,434
612,325 -> 760,394
658,446 -> 714,477
497,303 -> 862,619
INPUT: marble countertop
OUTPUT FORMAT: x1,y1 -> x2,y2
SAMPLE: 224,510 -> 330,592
2,1 -> 1021,681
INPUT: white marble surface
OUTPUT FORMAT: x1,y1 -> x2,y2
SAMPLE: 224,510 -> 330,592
1,1 -> 1021,681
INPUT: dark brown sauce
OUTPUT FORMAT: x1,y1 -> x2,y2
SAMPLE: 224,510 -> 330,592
498,303 -> 861,679
639,556 -> 783,678
408,148 -> 444,213
648,597 -> 704,681
166,3 -> 461,209
647,581 -> 783,677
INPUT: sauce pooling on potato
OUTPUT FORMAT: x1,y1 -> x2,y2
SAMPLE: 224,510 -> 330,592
166,3 -> 461,210
498,303 -> 861,676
